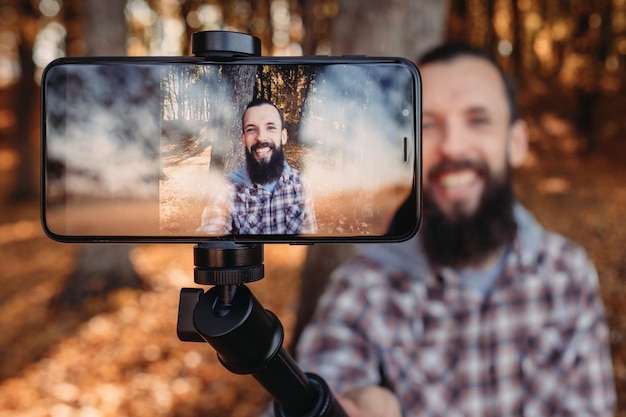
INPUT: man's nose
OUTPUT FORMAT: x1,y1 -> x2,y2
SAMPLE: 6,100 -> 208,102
438,120 -> 467,158
255,127 -> 268,142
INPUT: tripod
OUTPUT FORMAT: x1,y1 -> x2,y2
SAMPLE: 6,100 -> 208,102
177,242 -> 347,417
176,31 -> 348,417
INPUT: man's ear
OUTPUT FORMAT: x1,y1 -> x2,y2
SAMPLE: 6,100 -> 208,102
281,128 -> 288,146
508,119 -> 529,169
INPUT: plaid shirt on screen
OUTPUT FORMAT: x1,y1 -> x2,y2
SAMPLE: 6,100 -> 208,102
296,204 -> 616,417
196,163 -> 317,235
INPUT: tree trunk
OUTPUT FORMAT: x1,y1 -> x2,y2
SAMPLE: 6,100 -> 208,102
81,0 -> 127,56
55,0 -> 143,307
327,0 -> 448,60
12,3 -> 38,202
510,0 -> 523,77
292,0 -> 449,351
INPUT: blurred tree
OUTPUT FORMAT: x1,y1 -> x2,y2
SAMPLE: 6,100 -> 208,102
12,1 -> 38,201
81,0 -> 128,55
510,0 -> 522,75
292,0 -> 449,351
54,0 -> 143,307
567,0 -> 614,153
326,0 -> 447,60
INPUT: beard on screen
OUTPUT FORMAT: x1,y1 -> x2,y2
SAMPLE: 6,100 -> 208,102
245,142 -> 285,185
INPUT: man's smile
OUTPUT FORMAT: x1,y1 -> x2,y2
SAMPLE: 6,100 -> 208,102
255,146 -> 272,156
432,169 -> 482,200
426,160 -> 491,213
437,169 -> 480,188
251,142 -> 276,161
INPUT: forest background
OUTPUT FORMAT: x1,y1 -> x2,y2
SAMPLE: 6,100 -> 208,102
0,0 -> 625,416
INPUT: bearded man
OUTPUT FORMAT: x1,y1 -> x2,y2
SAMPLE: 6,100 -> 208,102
293,43 -> 616,417
197,98 -> 317,235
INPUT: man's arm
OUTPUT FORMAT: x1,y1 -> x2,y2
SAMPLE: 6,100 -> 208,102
195,182 -> 234,234
296,260 -> 404,416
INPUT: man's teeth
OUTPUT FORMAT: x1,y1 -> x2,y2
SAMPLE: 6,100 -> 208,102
439,171 -> 477,188
256,147 -> 270,155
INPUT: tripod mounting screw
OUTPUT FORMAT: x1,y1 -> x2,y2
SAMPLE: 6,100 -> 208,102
193,242 -> 264,286
194,264 -> 264,286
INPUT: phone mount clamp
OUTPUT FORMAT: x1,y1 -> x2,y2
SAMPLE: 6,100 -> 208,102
176,31 -> 347,417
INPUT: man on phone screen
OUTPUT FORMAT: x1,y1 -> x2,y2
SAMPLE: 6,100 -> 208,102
294,43 -> 616,417
196,98 -> 317,235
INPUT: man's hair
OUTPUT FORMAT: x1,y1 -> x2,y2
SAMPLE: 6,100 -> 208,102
418,43 -> 519,124
242,97 -> 285,131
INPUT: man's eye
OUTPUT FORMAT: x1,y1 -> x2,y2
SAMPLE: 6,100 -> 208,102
422,121 -> 438,130
469,117 -> 489,126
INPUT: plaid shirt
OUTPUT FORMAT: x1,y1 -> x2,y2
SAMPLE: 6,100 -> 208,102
197,163 -> 317,235
296,204 -> 615,416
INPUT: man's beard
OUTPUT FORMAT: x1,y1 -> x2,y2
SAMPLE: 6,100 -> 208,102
245,142 -> 285,185
421,160 -> 517,268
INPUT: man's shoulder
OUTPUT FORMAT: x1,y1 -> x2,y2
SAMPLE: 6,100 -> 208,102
513,204 -> 598,292
281,163 -> 303,181
514,203 -> 592,264
333,238 -> 429,287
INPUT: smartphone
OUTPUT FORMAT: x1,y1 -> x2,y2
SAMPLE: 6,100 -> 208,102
41,56 -> 421,243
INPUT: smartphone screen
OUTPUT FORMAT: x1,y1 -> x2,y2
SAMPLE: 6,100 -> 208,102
41,57 -> 420,243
